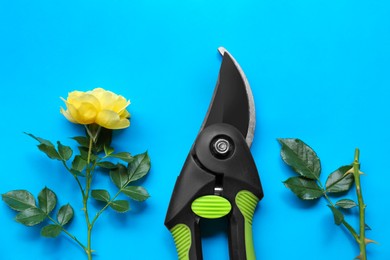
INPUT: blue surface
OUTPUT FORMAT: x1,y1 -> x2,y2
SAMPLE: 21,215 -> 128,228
1,0 -> 389,259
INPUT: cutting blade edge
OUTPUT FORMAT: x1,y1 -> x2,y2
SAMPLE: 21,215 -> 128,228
199,47 -> 256,147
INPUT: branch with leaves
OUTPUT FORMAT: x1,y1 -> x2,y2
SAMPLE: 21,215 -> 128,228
2,88 -> 151,259
278,138 -> 376,260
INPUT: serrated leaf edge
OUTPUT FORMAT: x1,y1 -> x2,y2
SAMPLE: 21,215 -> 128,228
278,138 -> 321,180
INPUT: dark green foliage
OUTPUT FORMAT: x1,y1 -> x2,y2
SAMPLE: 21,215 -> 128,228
2,188 -> 73,230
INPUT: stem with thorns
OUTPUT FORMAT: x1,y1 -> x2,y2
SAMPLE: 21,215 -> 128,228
353,149 -> 367,260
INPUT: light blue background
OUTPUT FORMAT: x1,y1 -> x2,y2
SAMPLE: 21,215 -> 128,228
1,0 -> 389,259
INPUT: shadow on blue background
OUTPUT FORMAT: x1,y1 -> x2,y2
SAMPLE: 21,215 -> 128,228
1,0 -> 389,259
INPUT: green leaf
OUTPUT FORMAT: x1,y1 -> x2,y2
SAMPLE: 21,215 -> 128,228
70,169 -> 86,177
97,161 -> 117,169
278,138 -> 321,180
57,204 -> 74,226
283,176 -> 324,200
71,136 -> 89,148
94,127 -> 113,153
325,165 -> 354,194
78,147 -> 97,162
41,224 -> 62,238
110,152 -> 133,163
38,143 -> 62,160
104,145 -> 114,156
109,200 -> 130,213
78,146 -> 89,160
15,208 -> 46,226
25,133 -> 62,160
72,155 -> 87,172
127,152 -> 151,182
110,164 -> 129,188
91,189 -> 110,202
38,187 -> 57,214
2,190 -> 36,211
122,186 -> 150,202
25,132 -> 53,146
328,205 -> 344,225
336,199 -> 357,209
57,141 -> 73,161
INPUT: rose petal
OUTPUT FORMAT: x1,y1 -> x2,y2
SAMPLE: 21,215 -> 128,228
76,102 -> 98,124
66,91 -> 84,104
120,109 -> 131,119
66,102 -> 83,124
96,110 -> 130,129
114,98 -> 130,114
61,88 -> 131,128
68,94 -> 100,111
90,88 -> 116,110
60,107 -> 77,123
90,88 -> 130,113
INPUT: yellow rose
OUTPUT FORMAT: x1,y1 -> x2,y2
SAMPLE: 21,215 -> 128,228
60,88 -> 130,129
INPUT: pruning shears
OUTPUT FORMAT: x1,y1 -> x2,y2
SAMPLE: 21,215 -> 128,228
165,47 -> 263,260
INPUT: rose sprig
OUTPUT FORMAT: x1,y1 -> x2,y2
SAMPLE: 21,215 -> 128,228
278,138 -> 376,260
2,88 -> 151,260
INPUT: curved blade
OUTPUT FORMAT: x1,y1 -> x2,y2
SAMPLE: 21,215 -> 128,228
200,47 -> 256,147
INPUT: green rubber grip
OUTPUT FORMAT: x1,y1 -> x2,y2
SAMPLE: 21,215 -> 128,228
191,195 -> 232,219
235,190 -> 259,260
170,224 -> 191,260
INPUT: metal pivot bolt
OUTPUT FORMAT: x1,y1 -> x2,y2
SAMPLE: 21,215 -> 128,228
211,136 -> 234,159
214,139 -> 230,155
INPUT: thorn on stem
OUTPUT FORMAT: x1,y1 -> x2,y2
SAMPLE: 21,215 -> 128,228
365,238 -> 379,245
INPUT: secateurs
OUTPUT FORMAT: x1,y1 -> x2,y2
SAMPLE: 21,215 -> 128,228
165,47 -> 263,260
